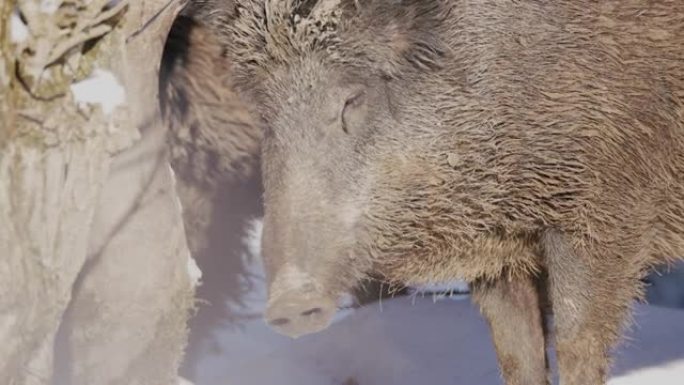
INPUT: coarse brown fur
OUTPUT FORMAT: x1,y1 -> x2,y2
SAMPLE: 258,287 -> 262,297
196,0 -> 684,384
161,14 -> 261,188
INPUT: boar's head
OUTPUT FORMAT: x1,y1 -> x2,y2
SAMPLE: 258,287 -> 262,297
220,0 -> 450,337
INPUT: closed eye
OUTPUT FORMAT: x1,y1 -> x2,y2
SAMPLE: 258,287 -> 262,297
345,91 -> 365,109
341,91 -> 366,134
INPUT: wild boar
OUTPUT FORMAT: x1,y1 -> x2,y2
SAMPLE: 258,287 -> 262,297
198,1 -> 684,384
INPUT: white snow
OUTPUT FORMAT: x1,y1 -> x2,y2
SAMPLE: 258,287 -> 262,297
40,0 -> 60,14
166,164 -> 202,287
187,254 -> 203,287
244,218 -> 264,257
10,11 -> 29,44
611,360 -> 684,385
411,281 -> 470,294
189,249 -> 684,385
193,295 -> 684,385
70,69 -> 125,115
178,377 -> 195,385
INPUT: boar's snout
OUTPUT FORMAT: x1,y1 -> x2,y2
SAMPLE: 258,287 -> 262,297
265,287 -> 337,338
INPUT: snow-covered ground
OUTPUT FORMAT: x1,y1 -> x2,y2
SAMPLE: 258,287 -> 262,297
185,221 -> 684,385
191,287 -> 684,385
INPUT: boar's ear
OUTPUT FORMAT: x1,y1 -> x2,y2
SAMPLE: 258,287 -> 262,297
348,0 -> 451,77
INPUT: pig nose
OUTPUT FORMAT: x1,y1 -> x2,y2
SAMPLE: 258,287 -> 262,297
265,291 -> 337,338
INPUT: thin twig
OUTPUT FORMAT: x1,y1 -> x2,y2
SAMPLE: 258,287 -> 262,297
45,24 -> 112,66
126,0 -> 183,42
91,0 -> 130,27
17,112 -> 45,125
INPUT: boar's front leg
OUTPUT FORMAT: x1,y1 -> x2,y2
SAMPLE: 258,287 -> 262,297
471,273 -> 550,385
543,229 -> 641,385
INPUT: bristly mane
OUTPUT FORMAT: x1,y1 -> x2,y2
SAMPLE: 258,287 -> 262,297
211,0 -> 344,80
199,0 -> 452,86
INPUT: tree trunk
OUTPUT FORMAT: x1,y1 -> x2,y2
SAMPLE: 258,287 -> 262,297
0,1 -> 197,384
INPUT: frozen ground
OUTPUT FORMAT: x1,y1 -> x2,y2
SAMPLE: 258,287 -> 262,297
188,255 -> 684,385
191,293 -> 684,385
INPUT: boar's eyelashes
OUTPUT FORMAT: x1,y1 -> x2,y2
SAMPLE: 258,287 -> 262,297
341,89 -> 367,135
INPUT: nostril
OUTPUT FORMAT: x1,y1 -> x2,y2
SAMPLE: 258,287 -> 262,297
269,317 -> 291,327
300,307 -> 323,317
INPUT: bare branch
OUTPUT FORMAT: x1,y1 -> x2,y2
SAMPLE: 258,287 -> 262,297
45,24 -> 112,67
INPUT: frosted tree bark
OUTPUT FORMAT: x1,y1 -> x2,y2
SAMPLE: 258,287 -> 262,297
0,1 -> 196,384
